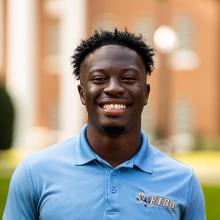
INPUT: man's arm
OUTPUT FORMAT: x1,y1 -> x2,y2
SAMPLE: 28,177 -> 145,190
182,171 -> 206,220
3,161 -> 38,220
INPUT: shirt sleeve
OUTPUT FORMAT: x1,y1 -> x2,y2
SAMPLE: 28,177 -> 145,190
182,171 -> 206,220
3,160 -> 38,220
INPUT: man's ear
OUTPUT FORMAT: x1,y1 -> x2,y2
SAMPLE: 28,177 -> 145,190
78,84 -> 86,105
144,84 -> 150,105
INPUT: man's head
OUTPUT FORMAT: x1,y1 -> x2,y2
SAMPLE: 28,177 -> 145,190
72,29 -> 155,135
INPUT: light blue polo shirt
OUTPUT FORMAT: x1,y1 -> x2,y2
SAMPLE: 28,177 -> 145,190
3,125 -> 206,220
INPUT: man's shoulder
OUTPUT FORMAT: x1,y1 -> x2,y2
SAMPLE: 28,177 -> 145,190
149,144 -> 193,175
23,135 -> 79,170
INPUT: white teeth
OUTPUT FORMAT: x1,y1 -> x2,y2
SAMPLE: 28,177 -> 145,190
103,104 -> 126,110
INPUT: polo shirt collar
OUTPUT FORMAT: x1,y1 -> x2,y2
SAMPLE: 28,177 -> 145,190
74,125 -> 155,174
132,132 -> 154,174
74,125 -> 97,165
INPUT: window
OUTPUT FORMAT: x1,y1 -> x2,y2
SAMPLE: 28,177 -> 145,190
174,15 -> 193,50
135,17 -> 154,44
170,15 -> 199,70
174,101 -> 193,135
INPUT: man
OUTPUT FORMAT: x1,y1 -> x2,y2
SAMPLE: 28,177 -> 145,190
3,29 -> 206,219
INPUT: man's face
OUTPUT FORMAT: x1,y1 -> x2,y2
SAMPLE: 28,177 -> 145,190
78,45 -> 150,134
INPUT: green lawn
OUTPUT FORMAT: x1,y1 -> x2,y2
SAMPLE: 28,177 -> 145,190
0,176 -> 10,219
1,176 -> 220,219
203,184 -> 220,219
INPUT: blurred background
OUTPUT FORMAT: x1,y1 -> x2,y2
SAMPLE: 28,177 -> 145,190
0,0 -> 220,219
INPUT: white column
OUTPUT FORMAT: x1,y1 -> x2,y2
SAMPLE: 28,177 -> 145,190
6,0 -> 37,147
59,0 -> 86,139
0,0 -> 4,75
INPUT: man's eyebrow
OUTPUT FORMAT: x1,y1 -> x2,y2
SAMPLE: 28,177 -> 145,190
122,67 -> 140,72
88,68 -> 106,75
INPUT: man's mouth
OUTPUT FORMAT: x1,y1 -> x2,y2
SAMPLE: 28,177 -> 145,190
103,104 -> 126,110
98,102 -> 129,116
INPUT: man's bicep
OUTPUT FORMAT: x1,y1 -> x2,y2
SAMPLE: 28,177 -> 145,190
3,161 -> 38,220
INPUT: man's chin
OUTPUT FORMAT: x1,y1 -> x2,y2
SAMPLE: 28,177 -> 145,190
101,125 -> 125,137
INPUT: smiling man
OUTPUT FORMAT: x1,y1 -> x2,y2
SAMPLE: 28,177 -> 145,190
3,29 -> 206,220
78,43 -> 151,167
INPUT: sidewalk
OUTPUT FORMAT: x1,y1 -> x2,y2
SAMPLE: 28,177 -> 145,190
173,151 -> 220,184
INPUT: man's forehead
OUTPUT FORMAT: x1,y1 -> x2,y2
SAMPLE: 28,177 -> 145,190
82,44 -> 143,67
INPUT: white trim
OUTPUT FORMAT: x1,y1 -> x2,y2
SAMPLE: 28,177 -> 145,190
0,0 -> 4,73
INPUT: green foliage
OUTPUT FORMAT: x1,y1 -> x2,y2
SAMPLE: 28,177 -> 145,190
0,83 -> 15,150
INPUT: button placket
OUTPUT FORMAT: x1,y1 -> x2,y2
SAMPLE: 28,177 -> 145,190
106,169 -> 120,213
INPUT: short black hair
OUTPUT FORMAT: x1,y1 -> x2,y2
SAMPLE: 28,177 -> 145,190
71,28 -> 155,80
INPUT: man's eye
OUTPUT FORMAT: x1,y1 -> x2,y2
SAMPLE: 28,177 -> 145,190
122,77 -> 137,83
92,77 -> 107,83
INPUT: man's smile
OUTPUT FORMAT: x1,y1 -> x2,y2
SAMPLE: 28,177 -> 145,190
103,104 -> 126,110
98,102 -> 130,116
97,98 -> 131,109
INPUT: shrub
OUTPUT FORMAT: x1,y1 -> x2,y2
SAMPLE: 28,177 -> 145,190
0,83 -> 15,150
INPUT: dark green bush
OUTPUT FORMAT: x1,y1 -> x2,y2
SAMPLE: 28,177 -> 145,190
0,83 -> 15,150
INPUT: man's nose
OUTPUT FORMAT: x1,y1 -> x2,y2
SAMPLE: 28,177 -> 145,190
103,78 -> 125,96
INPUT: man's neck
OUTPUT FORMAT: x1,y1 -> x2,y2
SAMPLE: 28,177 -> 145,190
86,124 -> 142,167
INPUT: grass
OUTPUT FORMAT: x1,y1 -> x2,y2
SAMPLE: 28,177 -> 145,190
0,176 -> 10,219
203,184 -> 220,219
0,176 -> 220,219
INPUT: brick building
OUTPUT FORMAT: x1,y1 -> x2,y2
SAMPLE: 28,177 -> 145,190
0,0 -> 219,150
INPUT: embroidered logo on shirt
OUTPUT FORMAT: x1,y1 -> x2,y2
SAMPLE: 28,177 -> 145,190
136,192 -> 176,209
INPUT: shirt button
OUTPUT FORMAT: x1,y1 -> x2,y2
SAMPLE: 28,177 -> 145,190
112,171 -> 117,176
111,187 -> 116,193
